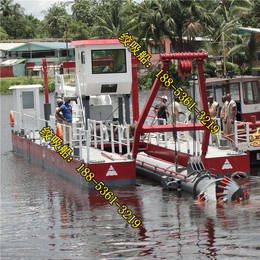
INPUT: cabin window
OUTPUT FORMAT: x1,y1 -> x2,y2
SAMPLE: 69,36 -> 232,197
91,49 -> 126,74
101,84 -> 117,93
243,81 -> 260,104
151,44 -> 165,54
81,51 -> 85,64
229,83 -> 240,101
22,91 -> 34,109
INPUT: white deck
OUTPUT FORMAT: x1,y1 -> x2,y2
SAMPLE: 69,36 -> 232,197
146,132 -> 247,158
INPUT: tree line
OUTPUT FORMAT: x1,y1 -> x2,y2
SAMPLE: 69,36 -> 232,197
1,0 -> 260,74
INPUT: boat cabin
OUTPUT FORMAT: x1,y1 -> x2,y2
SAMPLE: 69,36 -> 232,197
9,85 -> 41,129
70,39 -> 132,95
193,76 -> 260,121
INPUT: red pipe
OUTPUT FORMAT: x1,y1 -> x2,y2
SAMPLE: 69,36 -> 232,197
141,123 -> 206,133
160,52 -> 208,61
131,55 -> 139,122
196,58 -> 210,159
42,58 -> 49,104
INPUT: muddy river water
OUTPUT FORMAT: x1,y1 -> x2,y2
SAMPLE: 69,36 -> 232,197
1,93 -> 260,259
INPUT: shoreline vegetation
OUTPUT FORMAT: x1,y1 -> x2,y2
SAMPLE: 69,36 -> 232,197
0,68 -> 188,95
0,75 -> 75,95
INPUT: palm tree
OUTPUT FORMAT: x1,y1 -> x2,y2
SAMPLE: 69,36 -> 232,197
130,0 -> 165,48
0,0 -> 13,17
160,0 -> 214,52
93,0 -> 134,39
214,0 -> 252,22
42,2 -> 70,38
10,3 -> 24,20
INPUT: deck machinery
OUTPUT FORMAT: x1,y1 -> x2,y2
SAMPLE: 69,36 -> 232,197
132,52 -> 250,203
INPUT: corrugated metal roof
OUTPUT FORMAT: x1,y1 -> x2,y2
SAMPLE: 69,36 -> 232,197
8,42 -> 74,51
70,39 -> 121,46
28,42 -> 74,50
0,43 -> 24,51
1,59 -> 26,66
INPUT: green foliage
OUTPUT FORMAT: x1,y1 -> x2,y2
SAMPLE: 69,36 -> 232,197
203,60 -> 217,77
41,2 -> 71,38
71,0 -> 96,26
138,64 -> 187,90
240,0 -> 260,27
93,0 -> 134,39
0,25 -> 8,39
66,20 -> 91,40
0,76 -> 56,94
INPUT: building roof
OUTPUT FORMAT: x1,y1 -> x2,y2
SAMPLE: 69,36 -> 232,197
1,59 -> 26,66
148,36 -> 212,42
70,39 -> 121,46
0,43 -> 24,51
7,42 -> 73,52
9,84 -> 42,90
238,27 -> 260,34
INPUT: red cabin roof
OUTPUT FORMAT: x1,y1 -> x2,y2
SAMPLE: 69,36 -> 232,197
70,38 -> 121,46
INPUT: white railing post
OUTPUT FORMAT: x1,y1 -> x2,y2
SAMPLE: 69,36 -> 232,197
61,76 -> 65,96
209,131 -> 212,146
156,132 -> 159,145
87,118 -> 90,133
163,119 -> 167,145
196,131 -> 200,156
218,118 -> 221,141
93,120 -> 97,148
100,122 -> 104,151
111,123 -> 115,153
87,130 -> 90,163
118,125 -> 122,154
177,131 -> 180,151
39,118 -> 42,145
235,120 -> 238,150
55,73 -> 58,92
69,125 -> 72,149
79,128 -> 82,160
246,122 -> 250,150
24,115 -> 27,137
32,116 -> 36,141
62,123 -> 66,143
105,128 -> 109,141
126,126 -> 130,156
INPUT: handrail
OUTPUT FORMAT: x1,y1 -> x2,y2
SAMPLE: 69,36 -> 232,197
75,74 -> 85,126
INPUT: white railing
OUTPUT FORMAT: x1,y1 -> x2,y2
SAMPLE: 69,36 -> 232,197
88,119 -> 107,151
234,120 -> 250,150
110,123 -> 130,156
76,128 -> 90,163
55,73 -> 66,96
23,114 -> 36,140
11,110 -> 133,162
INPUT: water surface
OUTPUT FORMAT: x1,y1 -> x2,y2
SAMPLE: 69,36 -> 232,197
1,93 -> 260,259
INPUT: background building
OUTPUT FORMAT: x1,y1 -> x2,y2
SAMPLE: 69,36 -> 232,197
0,42 -> 75,77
